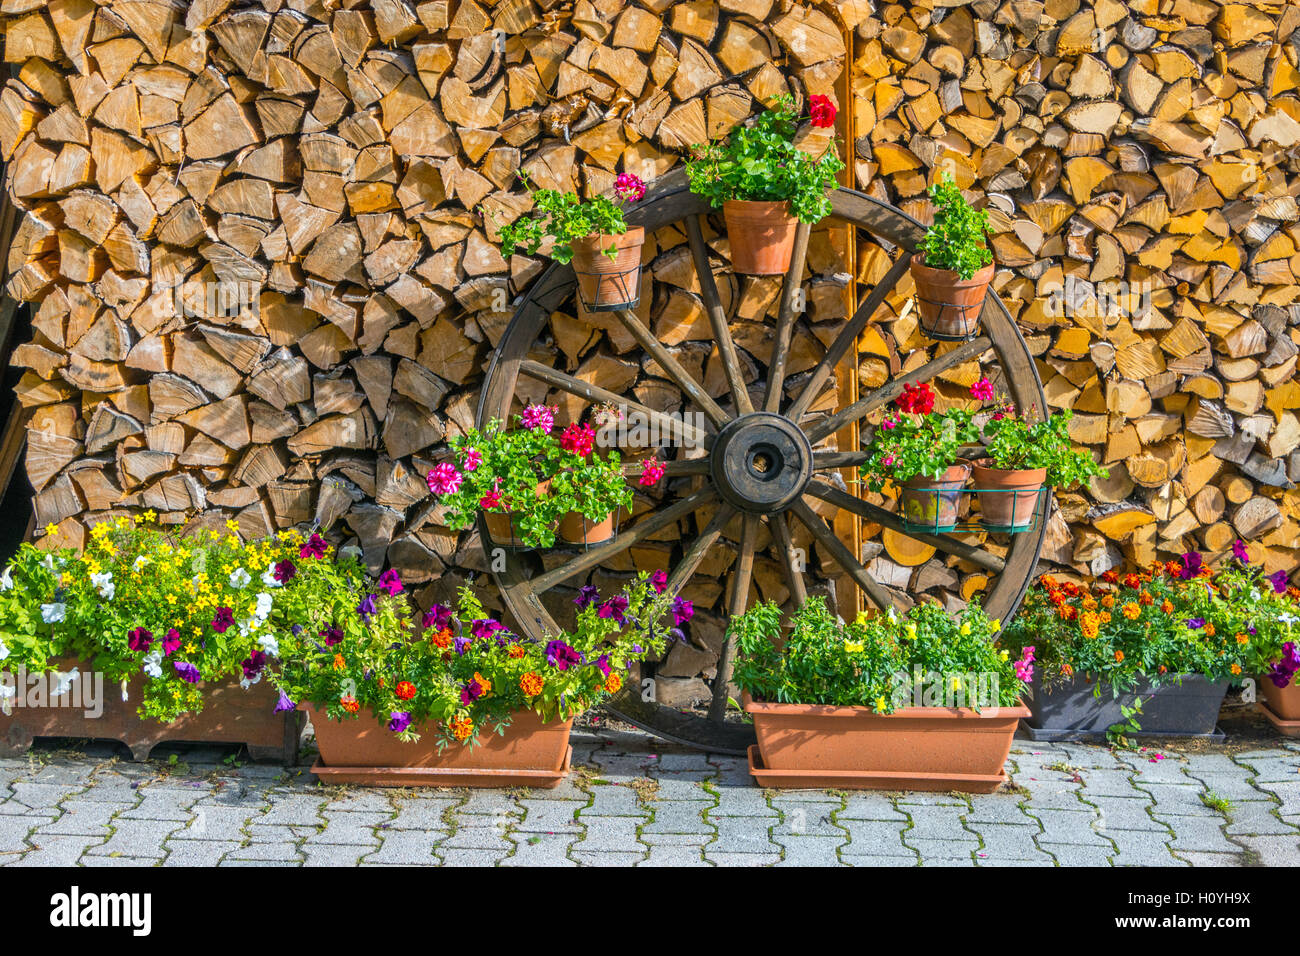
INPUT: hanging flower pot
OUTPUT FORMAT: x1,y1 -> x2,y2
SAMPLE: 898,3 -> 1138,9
571,226 -> 645,310
970,459 -> 1046,531
723,200 -> 799,275
558,509 -> 617,546
898,460 -> 971,532
910,253 -> 994,339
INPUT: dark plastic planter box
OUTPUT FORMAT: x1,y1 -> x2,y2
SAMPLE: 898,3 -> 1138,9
1022,672 -> 1229,742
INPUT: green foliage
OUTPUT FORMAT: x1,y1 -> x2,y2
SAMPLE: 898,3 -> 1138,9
860,407 -> 979,491
1106,697 -> 1145,749
271,573 -> 673,749
921,175 -> 993,280
980,407 -> 1108,487
729,596 -> 1026,712
549,455 -> 634,524
497,171 -> 631,264
685,97 -> 844,225
0,516 -> 329,722
1000,567 -> 1255,694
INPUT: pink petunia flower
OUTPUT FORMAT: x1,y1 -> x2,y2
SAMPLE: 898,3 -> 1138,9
427,462 -> 463,496
614,173 -> 646,203
378,568 -> 404,596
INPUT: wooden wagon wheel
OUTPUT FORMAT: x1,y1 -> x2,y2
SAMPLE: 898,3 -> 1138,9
476,170 -> 1048,755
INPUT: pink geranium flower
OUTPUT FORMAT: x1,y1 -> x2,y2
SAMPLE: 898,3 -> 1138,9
970,377 -> 994,402
639,457 -> 666,487
521,404 -> 555,432
560,423 -> 596,458
614,173 -> 646,203
426,462 -> 463,496
462,448 -> 482,472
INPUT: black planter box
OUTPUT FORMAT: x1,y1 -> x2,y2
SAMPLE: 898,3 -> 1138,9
1021,672 -> 1229,742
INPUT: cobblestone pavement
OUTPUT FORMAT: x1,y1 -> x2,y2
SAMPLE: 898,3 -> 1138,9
0,727 -> 1297,867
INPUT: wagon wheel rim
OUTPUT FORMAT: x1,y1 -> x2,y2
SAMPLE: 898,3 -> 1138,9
475,169 -> 1048,755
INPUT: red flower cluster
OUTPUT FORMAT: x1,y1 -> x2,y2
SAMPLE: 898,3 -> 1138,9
896,381 -> 935,415
809,94 -> 836,128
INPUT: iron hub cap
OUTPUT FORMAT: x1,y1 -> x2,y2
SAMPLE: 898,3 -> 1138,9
709,412 -> 813,514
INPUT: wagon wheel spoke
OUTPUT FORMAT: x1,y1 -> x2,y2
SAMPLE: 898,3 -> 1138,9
813,449 -> 869,470
622,458 -> 709,478
768,511 -> 807,606
805,478 -> 1005,573
763,221 -> 812,413
520,487 -> 718,595
664,504 -> 736,596
805,336 -> 992,444
685,214 -> 753,417
786,251 -> 912,422
708,513 -> 757,721
518,359 -> 711,448
789,498 -> 898,612
610,307 -> 729,428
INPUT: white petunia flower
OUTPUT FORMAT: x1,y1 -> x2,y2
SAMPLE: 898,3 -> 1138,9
257,633 -> 279,657
229,567 -> 251,589
91,571 -> 115,600
253,592 -> 273,622
240,672 -> 262,690
261,563 -> 281,588
0,684 -> 13,715
142,650 -> 162,680
41,555 -> 55,571
0,640 -> 8,661
0,567 -> 12,591
40,602 -> 66,624
121,679 -> 129,702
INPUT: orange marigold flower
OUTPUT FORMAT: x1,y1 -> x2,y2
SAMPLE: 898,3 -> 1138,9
1057,604 -> 1077,621
1122,603 -> 1141,620
1101,570 -> 1118,584
395,681 -> 416,700
1061,663 -> 1074,677
332,653 -> 346,670
1062,582 -> 1080,597
1166,561 -> 1182,576
1289,586 -> 1300,600
1101,594 -> 1115,609
507,644 -> 526,659
1099,611 -> 1112,624
429,627 -> 452,649
1204,622 -> 1216,636
604,672 -> 623,694
1123,573 -> 1141,590
1160,599 -> 1174,614
1231,663 -> 1242,675
473,672 -> 492,696
1040,575 -> 1059,590
1236,633 -> 1249,645
340,694 -> 359,713
1080,612 -> 1100,640
520,672 -> 543,697
1082,596 -> 1098,611
1114,650 -> 1125,662
1139,591 -> 1154,606
1158,665 -> 1167,674
449,716 -> 474,740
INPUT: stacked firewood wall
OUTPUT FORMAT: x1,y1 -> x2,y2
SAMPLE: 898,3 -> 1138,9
850,0 -> 1300,578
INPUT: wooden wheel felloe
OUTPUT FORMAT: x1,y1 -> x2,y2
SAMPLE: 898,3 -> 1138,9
476,170 -> 1047,755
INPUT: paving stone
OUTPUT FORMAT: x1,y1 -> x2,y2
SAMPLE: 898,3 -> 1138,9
303,844 -> 372,866
571,816 -> 642,853
121,786 -> 207,820
1033,808 -> 1110,847
1173,851 -> 1245,866
324,791 -> 393,814
174,805 -> 253,842
1224,801 -> 1298,836
772,799 -> 841,837
963,797 -> 1036,826
838,793 -> 906,820
1181,771 -> 1271,804
7,782 -> 83,811
901,806 -> 977,842
36,800 -> 129,837
896,792 -> 968,807
456,790 -> 523,817
1182,753 -> 1245,774
362,829 -> 445,865
161,839 -> 241,866
1018,780 -> 1089,810
515,799 -> 584,833
708,788 -> 777,817
1252,782 -> 1300,815
303,810 -> 387,846
256,793 -> 326,826
1131,782 -> 1220,816
702,851 -> 779,866
570,850 -> 646,866
709,816 -> 778,855
499,832 -> 578,866
1103,829 -> 1183,867
656,753 -> 713,772
8,833 -> 104,865
1088,796 -> 1166,832
974,856 -> 1054,867
83,819 -> 183,858
1158,816 -> 1242,854
906,838 -> 974,862
839,819 -> 915,857
79,856 -> 159,867
646,776 -> 713,801
223,841 -> 303,863
1236,835 -> 1300,866
1040,845 -> 1112,866
772,834 -> 844,866
842,854 -> 920,867
1116,753 -> 1193,783
642,800 -> 713,835
579,784 -> 649,817
970,823 -> 1052,862
1065,770 -> 1143,799
637,845 -> 710,866
439,824 -> 513,852
640,832 -> 711,847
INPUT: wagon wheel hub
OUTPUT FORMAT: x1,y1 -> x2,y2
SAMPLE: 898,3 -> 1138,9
709,412 -> 812,514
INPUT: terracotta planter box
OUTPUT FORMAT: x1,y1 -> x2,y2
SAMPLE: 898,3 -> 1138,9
305,704 -> 573,788
0,664 -> 300,762
1259,678 -> 1300,736
1023,672 -> 1228,741
744,696 -> 1027,793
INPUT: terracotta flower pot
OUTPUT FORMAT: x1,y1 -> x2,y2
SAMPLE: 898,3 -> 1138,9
0,658 -> 300,762
899,460 -> 971,532
304,704 -> 574,787
1260,678 -> 1300,736
744,695 -> 1029,793
558,510 -> 616,546
971,459 -> 1046,531
723,199 -> 798,275
571,227 -> 644,310
480,479 -> 551,549
909,252 -> 994,339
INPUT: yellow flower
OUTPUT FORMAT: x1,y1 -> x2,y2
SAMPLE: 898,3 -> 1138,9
903,624 -> 918,641
44,523 -> 58,537
951,676 -> 962,691
844,641 -> 864,653
989,619 -> 1001,632
999,650 -> 1009,661
141,510 -> 157,523
959,622 -> 971,637
874,696 -> 888,713
225,519 -> 240,533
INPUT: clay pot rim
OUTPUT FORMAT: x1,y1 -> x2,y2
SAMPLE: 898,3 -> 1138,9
909,251 -> 995,284
570,226 -> 645,250
969,459 -> 1048,482
722,198 -> 794,213
898,458 -> 972,487
744,693 -> 1030,721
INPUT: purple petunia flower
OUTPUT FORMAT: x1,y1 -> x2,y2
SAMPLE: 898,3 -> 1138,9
459,677 -> 487,705
599,595 -> 629,626
650,570 -> 668,594
378,568 -> 404,596
388,711 -> 412,733
1271,569 -> 1290,594
1179,551 -> 1203,580
545,640 -> 583,671
454,636 -> 471,656
471,618 -> 506,641
211,607 -> 235,633
422,603 -> 453,630
672,596 -> 694,625
595,654 -> 611,678
128,627 -> 153,653
242,651 -> 267,680
1232,539 -> 1250,564
320,625 -> 344,646
274,559 -> 297,583
574,585 -> 600,608
1269,642 -> 1300,688
162,628 -> 181,656
300,533 -> 328,560
358,593 -> 378,622
173,660 -> 201,684
274,689 -> 296,713
1186,618 -> 1205,630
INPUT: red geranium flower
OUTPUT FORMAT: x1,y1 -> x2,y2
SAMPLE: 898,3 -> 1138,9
896,382 -> 935,415
809,94 -> 836,128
